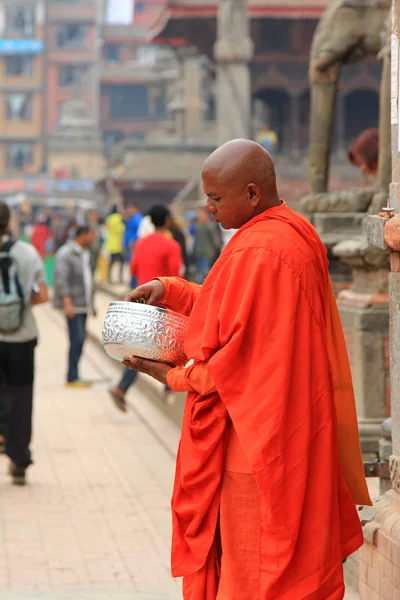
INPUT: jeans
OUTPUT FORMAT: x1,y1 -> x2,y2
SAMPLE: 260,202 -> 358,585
109,253 -> 124,284
196,257 -> 212,284
119,366 -> 138,392
0,339 -> 36,467
117,366 -> 171,394
67,314 -> 87,383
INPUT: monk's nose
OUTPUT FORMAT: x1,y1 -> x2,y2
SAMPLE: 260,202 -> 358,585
205,201 -> 216,214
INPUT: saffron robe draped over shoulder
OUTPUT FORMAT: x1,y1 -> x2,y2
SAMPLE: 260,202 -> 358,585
158,203 -> 371,600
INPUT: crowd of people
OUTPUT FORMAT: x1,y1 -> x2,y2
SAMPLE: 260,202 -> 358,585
0,198 -> 231,485
0,126 -> 378,488
0,132 -> 378,600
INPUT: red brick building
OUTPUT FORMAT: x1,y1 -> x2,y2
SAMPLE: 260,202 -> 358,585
46,0 -> 101,136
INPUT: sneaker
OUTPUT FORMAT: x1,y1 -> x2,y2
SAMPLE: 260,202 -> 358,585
66,380 -> 92,388
9,462 -> 26,486
108,389 -> 127,413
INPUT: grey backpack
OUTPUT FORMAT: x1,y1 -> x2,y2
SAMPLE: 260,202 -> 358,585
0,240 -> 25,333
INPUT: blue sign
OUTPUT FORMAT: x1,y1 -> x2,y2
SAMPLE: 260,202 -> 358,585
0,39 -> 44,55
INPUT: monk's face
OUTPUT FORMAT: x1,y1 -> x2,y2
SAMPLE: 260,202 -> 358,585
202,170 -> 260,230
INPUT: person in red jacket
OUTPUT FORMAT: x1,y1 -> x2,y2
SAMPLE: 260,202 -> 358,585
31,214 -> 52,258
108,204 -> 183,412
130,205 -> 183,283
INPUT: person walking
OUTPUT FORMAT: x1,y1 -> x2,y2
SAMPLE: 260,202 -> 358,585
31,214 -> 52,259
108,205 -> 183,412
105,206 -> 125,284
193,209 -> 219,283
0,202 -> 48,485
53,226 -> 96,388
123,204 -> 142,287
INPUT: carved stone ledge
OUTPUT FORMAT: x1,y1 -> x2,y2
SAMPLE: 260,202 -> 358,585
300,188 -> 374,215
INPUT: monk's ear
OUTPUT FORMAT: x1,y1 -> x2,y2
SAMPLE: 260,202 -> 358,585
248,183 -> 260,206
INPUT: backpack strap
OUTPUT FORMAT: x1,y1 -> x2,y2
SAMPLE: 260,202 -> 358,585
0,239 -> 21,299
0,238 -> 16,254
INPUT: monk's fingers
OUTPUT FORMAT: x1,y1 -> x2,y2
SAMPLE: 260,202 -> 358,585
128,356 -> 156,373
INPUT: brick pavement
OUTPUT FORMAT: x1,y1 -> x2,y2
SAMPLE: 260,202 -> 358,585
0,304 -> 181,599
0,301 -> 364,599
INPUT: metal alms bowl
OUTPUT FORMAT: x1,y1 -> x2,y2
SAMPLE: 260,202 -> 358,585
102,301 -> 189,366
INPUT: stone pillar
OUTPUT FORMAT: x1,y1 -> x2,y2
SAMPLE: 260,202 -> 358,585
290,94 -> 300,158
335,93 -> 346,160
214,0 -> 254,144
333,240 -> 389,453
181,47 -> 205,138
358,4 -> 400,598
378,21 -> 392,194
309,74 -> 338,193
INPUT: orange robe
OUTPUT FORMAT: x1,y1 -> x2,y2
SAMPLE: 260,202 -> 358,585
159,202 -> 371,600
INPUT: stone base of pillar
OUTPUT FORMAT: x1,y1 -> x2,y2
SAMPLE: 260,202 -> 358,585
359,482 -> 400,598
359,419 -> 389,455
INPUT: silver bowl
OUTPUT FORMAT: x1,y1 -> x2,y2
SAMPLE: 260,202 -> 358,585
102,301 -> 189,366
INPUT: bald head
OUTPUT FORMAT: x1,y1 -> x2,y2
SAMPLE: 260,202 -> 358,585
201,139 -> 281,230
202,139 -> 276,191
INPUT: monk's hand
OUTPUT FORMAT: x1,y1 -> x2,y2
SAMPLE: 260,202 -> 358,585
124,280 -> 165,306
123,356 -> 172,385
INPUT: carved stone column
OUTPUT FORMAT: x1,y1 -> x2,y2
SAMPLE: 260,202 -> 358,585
214,0 -> 254,144
358,6 -> 400,598
181,47 -> 205,138
290,94 -> 300,158
335,93 -> 346,160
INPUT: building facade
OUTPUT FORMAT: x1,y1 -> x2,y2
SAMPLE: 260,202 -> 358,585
100,24 -> 175,154
45,0 -> 101,141
0,0 -> 46,175
149,0 -> 381,157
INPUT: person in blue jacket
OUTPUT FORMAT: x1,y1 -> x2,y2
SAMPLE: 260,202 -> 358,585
123,204 -> 142,286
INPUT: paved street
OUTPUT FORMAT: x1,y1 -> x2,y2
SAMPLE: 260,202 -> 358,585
0,300 -> 364,599
0,304 -> 181,598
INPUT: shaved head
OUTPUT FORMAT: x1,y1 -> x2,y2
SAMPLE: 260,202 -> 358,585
201,139 -> 281,230
202,139 -> 276,190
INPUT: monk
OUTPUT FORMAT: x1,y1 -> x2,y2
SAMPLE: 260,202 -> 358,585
123,139 -> 372,600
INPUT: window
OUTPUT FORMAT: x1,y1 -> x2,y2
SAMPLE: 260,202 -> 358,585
135,2 -> 145,13
5,56 -> 34,77
6,93 -> 33,121
110,85 -> 148,119
56,24 -> 87,49
6,5 -> 35,37
58,64 -> 89,87
104,44 -> 121,62
6,143 -> 34,170
155,92 -> 165,117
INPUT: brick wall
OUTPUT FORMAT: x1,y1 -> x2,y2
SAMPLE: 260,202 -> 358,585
359,530 -> 400,598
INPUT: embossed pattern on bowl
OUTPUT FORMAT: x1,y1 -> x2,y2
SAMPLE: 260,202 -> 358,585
102,301 -> 189,366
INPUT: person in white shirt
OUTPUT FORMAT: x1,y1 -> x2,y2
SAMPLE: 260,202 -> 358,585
0,202 -> 48,485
